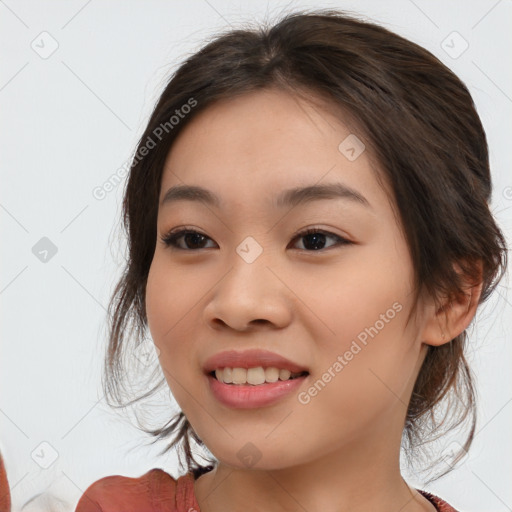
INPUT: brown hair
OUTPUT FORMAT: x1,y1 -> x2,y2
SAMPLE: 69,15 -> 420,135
102,8 -> 507,482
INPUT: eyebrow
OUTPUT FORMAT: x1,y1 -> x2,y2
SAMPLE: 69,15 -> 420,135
160,182 -> 371,210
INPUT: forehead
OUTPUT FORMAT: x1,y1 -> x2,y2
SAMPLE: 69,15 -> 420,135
159,88 -> 390,213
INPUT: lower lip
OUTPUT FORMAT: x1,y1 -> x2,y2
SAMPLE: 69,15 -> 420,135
207,373 -> 308,408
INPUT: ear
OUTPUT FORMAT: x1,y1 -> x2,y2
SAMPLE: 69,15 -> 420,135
420,260 -> 484,346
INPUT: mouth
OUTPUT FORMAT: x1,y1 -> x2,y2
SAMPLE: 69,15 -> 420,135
206,368 -> 310,409
209,367 -> 309,386
202,349 -> 309,376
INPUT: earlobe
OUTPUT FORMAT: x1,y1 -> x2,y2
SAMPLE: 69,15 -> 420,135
421,261 -> 483,347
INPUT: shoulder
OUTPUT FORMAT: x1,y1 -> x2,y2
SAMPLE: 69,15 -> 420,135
417,489 -> 460,512
75,468 -> 182,512
1,452 -> 11,512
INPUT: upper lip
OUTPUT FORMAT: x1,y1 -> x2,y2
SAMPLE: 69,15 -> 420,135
203,349 -> 309,374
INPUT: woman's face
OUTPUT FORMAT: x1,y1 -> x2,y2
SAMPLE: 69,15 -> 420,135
145,88 -> 431,469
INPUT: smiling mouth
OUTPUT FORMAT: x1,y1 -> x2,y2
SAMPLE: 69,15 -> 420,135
209,368 -> 309,386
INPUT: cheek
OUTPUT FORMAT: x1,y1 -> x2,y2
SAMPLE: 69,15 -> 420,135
305,254 -> 410,345
145,261 -> 168,344
145,257 -> 206,402
306,250 -> 416,396
145,256 -> 199,343
145,258 -> 189,374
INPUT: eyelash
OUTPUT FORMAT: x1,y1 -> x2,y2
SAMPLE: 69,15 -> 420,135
159,226 -> 353,252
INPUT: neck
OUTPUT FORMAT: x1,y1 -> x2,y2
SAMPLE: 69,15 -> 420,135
194,410 -> 436,512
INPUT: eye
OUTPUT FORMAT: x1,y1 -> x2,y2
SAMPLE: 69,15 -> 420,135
289,227 -> 353,251
160,227 -> 353,252
160,227 -> 217,250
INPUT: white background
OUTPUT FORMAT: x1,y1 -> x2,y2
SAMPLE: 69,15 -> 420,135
1,1 -> 511,511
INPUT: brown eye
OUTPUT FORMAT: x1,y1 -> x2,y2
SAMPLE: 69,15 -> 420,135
290,228 -> 352,251
161,229 -> 217,250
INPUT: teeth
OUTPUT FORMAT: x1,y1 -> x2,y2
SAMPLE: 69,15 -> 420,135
213,367 -> 305,385
222,367 -> 232,383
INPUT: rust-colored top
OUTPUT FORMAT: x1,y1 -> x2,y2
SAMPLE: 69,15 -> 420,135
73,468 -> 459,512
1,453 -> 11,512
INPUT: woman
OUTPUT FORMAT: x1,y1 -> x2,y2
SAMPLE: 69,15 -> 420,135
74,9 -> 507,512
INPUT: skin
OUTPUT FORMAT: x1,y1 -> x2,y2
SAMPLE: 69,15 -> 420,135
145,88 -> 481,512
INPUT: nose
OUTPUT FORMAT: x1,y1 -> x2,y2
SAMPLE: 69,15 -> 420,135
202,255 -> 294,333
